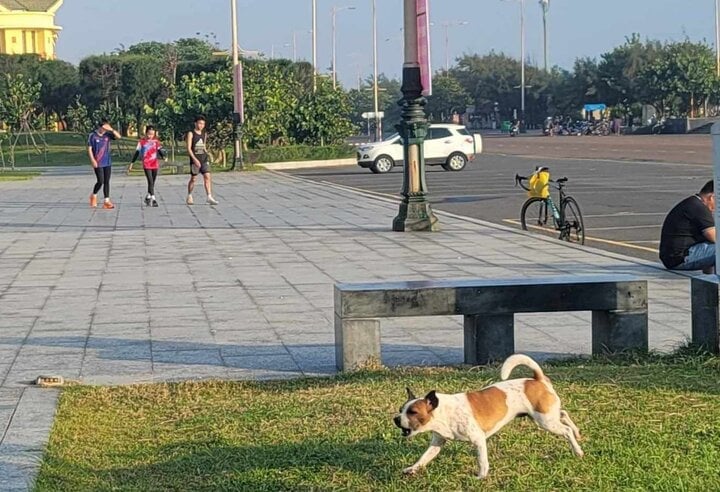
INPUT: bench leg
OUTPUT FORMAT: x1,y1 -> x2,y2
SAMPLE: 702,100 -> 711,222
334,316 -> 381,371
463,314 -> 514,366
591,309 -> 648,355
691,279 -> 720,353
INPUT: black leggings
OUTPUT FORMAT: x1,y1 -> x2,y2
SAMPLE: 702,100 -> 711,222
93,166 -> 111,198
144,169 -> 158,195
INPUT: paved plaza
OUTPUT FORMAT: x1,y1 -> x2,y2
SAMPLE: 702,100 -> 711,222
0,169 -> 698,490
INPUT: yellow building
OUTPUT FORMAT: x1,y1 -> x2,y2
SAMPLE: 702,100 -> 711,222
0,0 -> 63,59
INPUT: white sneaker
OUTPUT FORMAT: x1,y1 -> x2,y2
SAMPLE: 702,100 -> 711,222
186,195 -> 194,205
207,196 -> 218,206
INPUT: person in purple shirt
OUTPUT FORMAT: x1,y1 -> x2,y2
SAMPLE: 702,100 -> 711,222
88,119 -> 121,209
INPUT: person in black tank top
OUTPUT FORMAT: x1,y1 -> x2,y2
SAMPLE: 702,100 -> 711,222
186,115 -> 218,205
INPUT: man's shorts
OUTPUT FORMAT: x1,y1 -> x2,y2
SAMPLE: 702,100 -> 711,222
190,160 -> 210,176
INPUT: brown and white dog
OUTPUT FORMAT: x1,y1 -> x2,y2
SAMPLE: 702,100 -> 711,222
393,354 -> 583,478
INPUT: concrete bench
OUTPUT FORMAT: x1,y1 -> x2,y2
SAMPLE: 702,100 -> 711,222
334,276 -> 648,371
690,276 -> 720,353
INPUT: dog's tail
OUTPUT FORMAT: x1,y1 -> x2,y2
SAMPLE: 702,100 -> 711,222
500,354 -> 545,381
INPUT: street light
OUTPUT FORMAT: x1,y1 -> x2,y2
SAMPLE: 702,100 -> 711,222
503,0 -> 526,131
715,0 -> 719,77
312,0 -> 318,92
385,28 -> 403,59
230,0 -> 244,170
392,0 -> 438,232
539,0 -> 549,71
371,0 -> 381,140
432,20 -> 469,73
332,5 -> 356,90
290,30 -> 312,62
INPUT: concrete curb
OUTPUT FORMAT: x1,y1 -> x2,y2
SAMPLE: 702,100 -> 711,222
258,158 -> 356,171
0,388 -> 59,492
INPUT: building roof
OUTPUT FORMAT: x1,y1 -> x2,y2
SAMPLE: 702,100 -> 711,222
0,0 -> 60,12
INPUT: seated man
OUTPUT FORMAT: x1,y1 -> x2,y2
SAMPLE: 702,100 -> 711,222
659,180 -> 715,273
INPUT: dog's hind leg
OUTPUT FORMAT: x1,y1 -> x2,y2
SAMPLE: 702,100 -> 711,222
535,414 -> 584,458
468,430 -> 490,479
403,433 -> 446,475
560,409 -> 581,440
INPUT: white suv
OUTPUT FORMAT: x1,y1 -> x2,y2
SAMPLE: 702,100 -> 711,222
356,124 -> 482,174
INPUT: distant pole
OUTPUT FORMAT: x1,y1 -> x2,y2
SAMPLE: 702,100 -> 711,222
372,0 -> 381,140
332,6 -> 356,90
444,22 -> 449,72
715,0 -> 719,77
312,0 -> 318,92
230,0 -> 244,170
540,0 -> 549,71
520,0 -> 526,130
293,31 -> 297,62
332,6 -> 338,89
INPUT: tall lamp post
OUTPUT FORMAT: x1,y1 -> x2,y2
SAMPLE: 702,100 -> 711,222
230,0 -> 244,170
392,0 -> 438,232
520,0 -> 526,130
540,0 -> 549,71
715,0 -> 720,77
332,5 -> 356,90
371,0 -> 381,140
312,0 -> 318,92
504,0 -> 527,130
438,20 -> 469,73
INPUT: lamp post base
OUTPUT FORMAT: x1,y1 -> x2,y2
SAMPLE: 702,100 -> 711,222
392,197 -> 440,232
231,116 -> 244,171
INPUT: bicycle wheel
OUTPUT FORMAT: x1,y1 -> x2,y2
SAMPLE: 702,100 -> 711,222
520,197 -> 551,231
560,196 -> 585,245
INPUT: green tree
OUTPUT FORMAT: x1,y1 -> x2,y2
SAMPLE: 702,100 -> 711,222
156,69 -> 234,163
0,74 -> 42,168
290,78 -> 355,145
175,38 -> 216,61
121,55 -> 164,132
127,41 -> 171,58
78,55 -> 123,109
0,54 -> 41,82
347,75 -> 402,138
639,40 -> 717,117
66,96 -> 93,135
242,60 -> 299,147
426,74 -> 472,122
597,35 -> 661,111
36,60 -> 79,128
0,74 -> 41,131
569,57 -> 601,106
452,52 -> 546,124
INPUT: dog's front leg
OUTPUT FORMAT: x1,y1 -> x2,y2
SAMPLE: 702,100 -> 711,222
468,430 -> 490,479
403,433 -> 446,476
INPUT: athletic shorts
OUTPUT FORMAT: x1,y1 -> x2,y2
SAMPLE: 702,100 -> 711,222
190,160 -> 210,176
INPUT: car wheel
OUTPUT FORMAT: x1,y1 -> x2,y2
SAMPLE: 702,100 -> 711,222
442,152 -> 467,171
371,155 -> 394,174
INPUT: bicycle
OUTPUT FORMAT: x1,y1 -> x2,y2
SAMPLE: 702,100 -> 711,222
515,170 -> 585,245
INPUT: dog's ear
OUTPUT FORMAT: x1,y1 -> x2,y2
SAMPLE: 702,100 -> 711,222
425,390 -> 439,411
406,387 -> 416,400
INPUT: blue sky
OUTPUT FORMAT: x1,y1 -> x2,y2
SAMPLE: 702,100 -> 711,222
55,0 -> 717,87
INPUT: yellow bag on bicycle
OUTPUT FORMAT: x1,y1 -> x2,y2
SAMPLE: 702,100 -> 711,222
528,167 -> 550,198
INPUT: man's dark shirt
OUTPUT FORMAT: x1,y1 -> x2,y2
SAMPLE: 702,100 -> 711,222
659,195 -> 714,268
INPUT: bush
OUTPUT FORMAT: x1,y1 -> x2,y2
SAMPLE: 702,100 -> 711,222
244,144 -> 355,164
